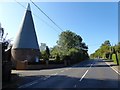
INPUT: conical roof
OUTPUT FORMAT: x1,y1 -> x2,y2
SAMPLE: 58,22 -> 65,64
12,3 -> 39,49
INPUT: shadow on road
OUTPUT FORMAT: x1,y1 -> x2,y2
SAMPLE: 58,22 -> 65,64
102,60 -> 113,62
2,73 -> 22,88
3,59 -> 119,89
72,60 -> 118,68
2,74 -> 119,89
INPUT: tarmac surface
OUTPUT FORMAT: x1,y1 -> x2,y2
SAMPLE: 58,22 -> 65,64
2,59 -> 120,89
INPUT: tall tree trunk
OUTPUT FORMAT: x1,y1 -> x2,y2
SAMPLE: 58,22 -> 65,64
115,52 -> 119,65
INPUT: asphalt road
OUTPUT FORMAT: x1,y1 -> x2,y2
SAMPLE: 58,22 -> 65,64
14,59 -> 119,88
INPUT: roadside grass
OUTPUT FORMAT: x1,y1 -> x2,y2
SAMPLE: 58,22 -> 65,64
112,54 -> 117,64
112,53 -> 120,64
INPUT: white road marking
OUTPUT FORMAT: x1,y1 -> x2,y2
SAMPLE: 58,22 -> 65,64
61,70 -> 64,72
90,63 -> 93,67
79,70 -> 89,81
43,76 -> 51,80
65,68 -> 69,70
79,63 -> 93,82
18,79 -> 40,88
43,77 -> 48,80
105,62 -> 120,75
51,73 -> 58,76
19,75 -> 52,88
65,68 -> 72,70
74,85 -> 77,88
54,73 -> 58,75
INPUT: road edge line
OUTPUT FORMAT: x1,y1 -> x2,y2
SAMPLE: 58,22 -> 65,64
105,62 -> 120,76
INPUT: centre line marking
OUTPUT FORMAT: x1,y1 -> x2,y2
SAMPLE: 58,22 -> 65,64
18,79 -> 41,88
74,85 -> 77,88
79,70 -> 89,81
79,63 -> 93,82
43,76 -> 51,80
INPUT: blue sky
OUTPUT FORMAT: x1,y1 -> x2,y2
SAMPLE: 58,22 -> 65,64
0,2 -> 118,55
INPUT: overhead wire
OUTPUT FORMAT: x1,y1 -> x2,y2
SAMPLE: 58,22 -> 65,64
30,0 -> 64,32
14,0 -> 91,49
15,0 -> 60,34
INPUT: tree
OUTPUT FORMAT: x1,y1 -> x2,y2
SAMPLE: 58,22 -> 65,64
81,42 -> 88,50
50,45 -> 62,58
55,30 -> 89,63
57,30 -> 83,52
1,23 -> 12,82
112,47 -> 119,65
50,30 -> 89,64
46,46 -> 50,58
90,40 -> 111,59
115,42 -> 120,53
102,40 -> 111,46
41,46 -> 50,62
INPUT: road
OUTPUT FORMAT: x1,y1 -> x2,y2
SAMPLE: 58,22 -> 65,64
13,59 -> 119,88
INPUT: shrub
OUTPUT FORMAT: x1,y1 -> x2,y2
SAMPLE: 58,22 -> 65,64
112,54 -> 117,64
55,54 -> 60,61
67,48 -> 82,64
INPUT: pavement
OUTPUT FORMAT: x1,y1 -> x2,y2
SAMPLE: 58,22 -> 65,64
2,59 -> 120,89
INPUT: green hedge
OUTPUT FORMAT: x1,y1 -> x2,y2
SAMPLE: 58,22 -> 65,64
112,54 -> 116,64
112,53 -> 120,64
118,53 -> 120,64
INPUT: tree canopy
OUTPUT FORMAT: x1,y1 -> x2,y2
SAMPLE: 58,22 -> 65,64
90,40 -> 111,59
90,40 -> 120,59
50,30 -> 89,63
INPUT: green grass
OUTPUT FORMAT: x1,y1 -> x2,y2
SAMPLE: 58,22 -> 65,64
118,53 -> 120,64
112,54 -> 117,64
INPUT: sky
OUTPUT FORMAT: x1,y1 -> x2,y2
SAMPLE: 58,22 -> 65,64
0,1 -> 118,55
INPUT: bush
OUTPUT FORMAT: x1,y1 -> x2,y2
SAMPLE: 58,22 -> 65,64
41,51 -> 49,61
112,53 -> 120,64
117,53 -> 120,64
118,53 -> 120,59
67,48 -> 82,64
112,54 -> 117,64
105,52 -> 110,59
49,60 -> 64,64
55,54 -> 60,61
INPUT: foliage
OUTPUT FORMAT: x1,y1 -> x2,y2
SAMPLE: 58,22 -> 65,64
50,46 -> 61,58
41,46 -> 50,61
55,54 -> 60,61
50,30 -> 89,64
105,52 -> 110,59
90,40 -> 120,65
112,54 -> 117,64
57,30 -> 83,51
115,42 -> 120,53
90,40 -> 111,59
67,48 -> 81,63
45,46 -> 50,57
101,40 -> 111,46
